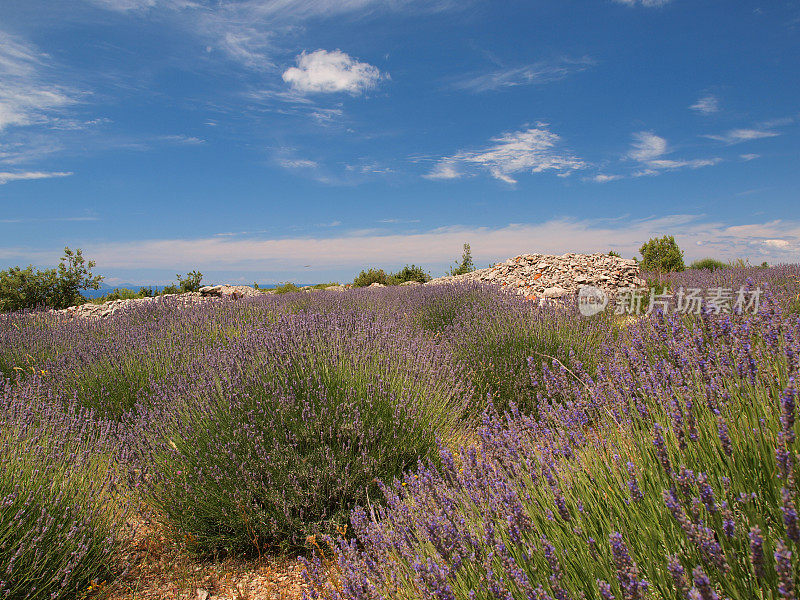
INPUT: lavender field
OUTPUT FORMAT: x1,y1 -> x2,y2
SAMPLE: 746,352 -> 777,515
2,265 -> 800,600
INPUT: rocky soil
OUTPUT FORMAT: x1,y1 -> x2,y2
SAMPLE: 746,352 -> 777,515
427,252 -> 646,299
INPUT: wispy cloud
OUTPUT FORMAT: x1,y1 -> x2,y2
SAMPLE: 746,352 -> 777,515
278,158 -> 318,169
282,50 -> 384,95
1,214 -> 98,223
613,0 -> 672,6
426,123 -> 587,184
690,94 -> 719,114
704,128 -> 780,144
627,131 -> 721,176
452,56 -> 594,93
0,170 -> 72,184
87,0 -> 461,70
0,31 -> 79,133
740,153 -> 760,161
158,134 -> 205,145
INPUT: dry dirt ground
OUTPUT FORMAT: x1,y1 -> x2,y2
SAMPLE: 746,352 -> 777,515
105,515 -> 311,600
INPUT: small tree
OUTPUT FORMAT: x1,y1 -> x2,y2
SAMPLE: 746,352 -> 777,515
449,243 -> 475,276
176,270 -> 204,293
0,247 -> 103,312
639,236 -> 685,274
608,250 -> 621,258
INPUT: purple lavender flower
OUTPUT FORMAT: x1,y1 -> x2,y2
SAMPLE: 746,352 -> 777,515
775,539 -> 796,600
696,473 -> 717,513
782,488 -> 800,544
626,462 -> 644,503
597,580 -> 615,600
691,566 -> 718,600
653,423 -> 673,476
667,555 -> 689,597
749,526 -> 766,579
781,379 -> 797,444
609,532 -> 648,600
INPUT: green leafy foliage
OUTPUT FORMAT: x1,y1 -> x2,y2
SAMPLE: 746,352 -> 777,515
639,235 -> 685,273
690,257 -> 729,271
391,264 -> 431,284
607,250 -> 622,258
448,242 -> 475,276
273,282 -> 301,294
0,247 -> 103,312
353,268 -> 392,287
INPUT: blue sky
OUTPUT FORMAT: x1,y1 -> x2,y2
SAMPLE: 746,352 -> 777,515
0,0 -> 798,285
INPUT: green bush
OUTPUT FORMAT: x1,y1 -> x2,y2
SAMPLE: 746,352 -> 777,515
391,264 -> 431,284
448,242 -> 475,276
144,314 -> 468,553
177,270 -> 204,292
353,268 -> 393,287
0,383 -> 127,600
0,247 -> 103,312
690,257 -> 729,271
273,282 -> 301,294
639,235 -> 685,273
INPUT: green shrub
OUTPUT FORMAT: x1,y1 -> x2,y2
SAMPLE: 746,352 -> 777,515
391,264 -> 431,284
144,313 -> 468,553
607,250 -> 622,258
177,270 -> 204,292
353,268 -> 393,287
273,282 -> 301,294
639,235 -> 685,273
690,257 -> 729,271
0,247 -> 103,312
0,383 -> 127,600
448,242 -> 475,276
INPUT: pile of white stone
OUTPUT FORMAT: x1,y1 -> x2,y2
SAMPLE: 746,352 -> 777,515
52,284 -> 266,320
427,252 -> 646,299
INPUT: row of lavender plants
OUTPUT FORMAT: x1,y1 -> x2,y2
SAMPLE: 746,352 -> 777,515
0,282 -> 610,597
2,267 -> 798,598
303,280 -> 800,599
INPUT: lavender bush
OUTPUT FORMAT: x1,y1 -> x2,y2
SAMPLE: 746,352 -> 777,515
0,379 -> 127,600
303,284 -> 800,599
135,309 -> 471,553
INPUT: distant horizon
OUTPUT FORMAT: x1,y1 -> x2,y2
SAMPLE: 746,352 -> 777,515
1,1 -> 798,282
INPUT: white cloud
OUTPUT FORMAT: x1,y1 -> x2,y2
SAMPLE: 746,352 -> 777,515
690,94 -> 719,114
282,50 -> 384,95
628,131 -> 667,161
613,0 -> 672,6
740,153 -> 760,161
452,57 -> 595,93
764,239 -> 789,248
10,215 -> 797,276
705,128 -> 779,144
278,158 -> 318,169
427,124 -> 587,184
0,31 -> 77,133
159,134 -> 205,145
625,131 -> 721,177
424,160 -> 462,180
0,171 -> 72,184
593,174 -> 623,183
87,0 -> 157,10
